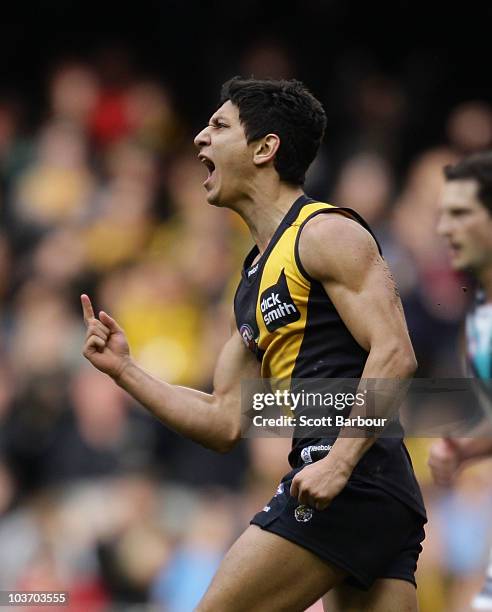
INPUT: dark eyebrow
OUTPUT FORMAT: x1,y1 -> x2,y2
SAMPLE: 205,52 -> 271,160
210,115 -> 228,124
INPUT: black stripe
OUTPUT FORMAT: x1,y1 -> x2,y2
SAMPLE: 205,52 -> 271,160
290,280 -> 367,380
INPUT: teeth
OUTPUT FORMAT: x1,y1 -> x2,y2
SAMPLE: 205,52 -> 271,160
199,155 -> 215,173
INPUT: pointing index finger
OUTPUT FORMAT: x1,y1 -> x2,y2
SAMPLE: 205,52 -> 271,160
81,294 -> 95,324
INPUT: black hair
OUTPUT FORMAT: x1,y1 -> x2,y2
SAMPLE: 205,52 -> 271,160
444,151 -> 492,213
220,76 -> 327,185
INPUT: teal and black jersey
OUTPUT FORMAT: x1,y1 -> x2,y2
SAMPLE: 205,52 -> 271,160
466,291 -> 492,399
464,294 -> 492,610
234,194 -> 426,518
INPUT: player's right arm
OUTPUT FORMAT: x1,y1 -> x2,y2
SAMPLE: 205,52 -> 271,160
81,294 -> 260,453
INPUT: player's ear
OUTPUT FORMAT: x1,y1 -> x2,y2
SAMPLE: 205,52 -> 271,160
253,134 -> 280,167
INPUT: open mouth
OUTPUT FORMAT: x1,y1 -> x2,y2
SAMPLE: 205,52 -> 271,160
198,154 -> 216,185
447,243 -> 464,261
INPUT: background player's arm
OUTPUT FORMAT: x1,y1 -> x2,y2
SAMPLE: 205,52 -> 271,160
429,332 -> 492,485
291,215 -> 416,508
81,295 -> 260,453
429,432 -> 492,486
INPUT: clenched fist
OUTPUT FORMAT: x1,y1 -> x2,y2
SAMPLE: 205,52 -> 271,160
81,294 -> 131,380
428,438 -> 463,486
290,455 -> 352,511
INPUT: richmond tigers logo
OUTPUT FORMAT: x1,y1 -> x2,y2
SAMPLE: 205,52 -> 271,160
240,323 -> 257,352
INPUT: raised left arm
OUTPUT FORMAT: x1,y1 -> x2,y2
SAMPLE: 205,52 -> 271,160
290,213 -> 417,509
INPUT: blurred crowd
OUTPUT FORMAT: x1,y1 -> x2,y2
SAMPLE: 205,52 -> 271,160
1,46 -> 492,611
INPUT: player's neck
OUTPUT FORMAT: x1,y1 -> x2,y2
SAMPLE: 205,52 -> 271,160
234,182 -> 304,253
477,265 -> 492,302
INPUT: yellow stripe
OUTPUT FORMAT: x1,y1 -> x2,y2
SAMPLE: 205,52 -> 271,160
290,202 -> 336,283
255,201 -> 337,383
291,202 -> 337,227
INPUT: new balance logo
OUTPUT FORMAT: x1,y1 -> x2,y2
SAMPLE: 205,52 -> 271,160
259,270 -> 300,332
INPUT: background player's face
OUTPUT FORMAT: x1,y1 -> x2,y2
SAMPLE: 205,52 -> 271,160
437,178 -> 492,272
194,101 -> 256,207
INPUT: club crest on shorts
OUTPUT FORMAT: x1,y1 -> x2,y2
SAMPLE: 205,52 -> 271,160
294,504 -> 313,523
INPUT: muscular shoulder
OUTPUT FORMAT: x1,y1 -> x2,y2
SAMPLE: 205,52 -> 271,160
298,213 -> 381,283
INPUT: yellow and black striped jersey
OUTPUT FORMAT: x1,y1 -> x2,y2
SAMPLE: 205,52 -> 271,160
234,194 -> 426,519
234,194 -> 375,380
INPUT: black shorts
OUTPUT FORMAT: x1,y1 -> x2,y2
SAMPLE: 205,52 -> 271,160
250,467 -> 426,590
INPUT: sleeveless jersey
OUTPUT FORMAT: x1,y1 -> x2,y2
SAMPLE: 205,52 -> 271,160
465,293 -> 492,611
234,194 -> 425,517
466,291 -> 492,404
